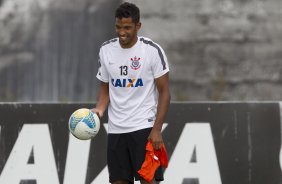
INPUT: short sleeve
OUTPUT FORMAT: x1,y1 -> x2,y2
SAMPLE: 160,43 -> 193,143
96,49 -> 109,83
151,44 -> 169,79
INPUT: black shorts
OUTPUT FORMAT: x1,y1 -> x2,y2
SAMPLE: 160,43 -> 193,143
107,127 -> 164,183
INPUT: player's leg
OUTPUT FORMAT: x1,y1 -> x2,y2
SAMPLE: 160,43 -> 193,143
108,133 -> 134,184
112,180 -> 130,184
140,179 -> 158,184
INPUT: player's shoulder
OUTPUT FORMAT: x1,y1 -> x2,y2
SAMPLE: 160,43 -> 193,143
139,36 -> 156,45
139,36 -> 163,48
138,36 -> 164,53
100,38 -> 119,49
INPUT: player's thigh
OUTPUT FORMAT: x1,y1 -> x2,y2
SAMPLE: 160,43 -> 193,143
129,128 -> 152,168
108,134 -> 134,183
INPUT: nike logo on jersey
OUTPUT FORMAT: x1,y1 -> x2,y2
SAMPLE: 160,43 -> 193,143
111,78 -> 144,87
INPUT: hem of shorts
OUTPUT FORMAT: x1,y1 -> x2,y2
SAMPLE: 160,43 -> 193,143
155,178 -> 164,181
135,178 -> 164,182
108,125 -> 153,134
110,178 -> 133,184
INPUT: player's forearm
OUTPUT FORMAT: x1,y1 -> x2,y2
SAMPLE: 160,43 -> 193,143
96,93 -> 109,113
153,89 -> 171,131
94,82 -> 109,116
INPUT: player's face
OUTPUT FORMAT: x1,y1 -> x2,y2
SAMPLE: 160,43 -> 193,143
115,17 -> 141,48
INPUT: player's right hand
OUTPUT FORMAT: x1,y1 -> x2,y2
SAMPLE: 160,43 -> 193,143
91,108 -> 103,119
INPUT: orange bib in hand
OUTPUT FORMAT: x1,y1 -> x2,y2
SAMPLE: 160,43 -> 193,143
138,141 -> 168,182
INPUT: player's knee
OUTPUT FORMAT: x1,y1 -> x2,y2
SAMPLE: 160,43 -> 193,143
112,180 -> 130,184
140,178 -> 157,184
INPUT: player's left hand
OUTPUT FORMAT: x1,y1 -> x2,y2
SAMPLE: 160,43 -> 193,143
148,128 -> 163,150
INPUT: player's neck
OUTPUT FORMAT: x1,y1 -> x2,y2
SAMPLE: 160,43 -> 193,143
120,36 -> 138,49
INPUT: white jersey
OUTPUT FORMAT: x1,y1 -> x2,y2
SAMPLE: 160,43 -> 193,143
96,36 -> 169,133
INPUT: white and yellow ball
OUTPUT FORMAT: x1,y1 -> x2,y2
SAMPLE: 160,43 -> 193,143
68,108 -> 100,140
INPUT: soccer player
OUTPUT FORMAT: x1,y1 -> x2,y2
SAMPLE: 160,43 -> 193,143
92,2 -> 170,184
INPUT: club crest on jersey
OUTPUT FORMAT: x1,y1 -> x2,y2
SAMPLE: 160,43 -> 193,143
130,56 -> 141,70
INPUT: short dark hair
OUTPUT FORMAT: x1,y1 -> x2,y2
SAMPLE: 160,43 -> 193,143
115,2 -> 140,23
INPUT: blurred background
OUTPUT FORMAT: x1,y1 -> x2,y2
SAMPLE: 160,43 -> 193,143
0,0 -> 282,102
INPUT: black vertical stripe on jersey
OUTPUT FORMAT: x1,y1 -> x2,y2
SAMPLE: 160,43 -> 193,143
98,58 -> 101,67
98,58 -> 101,76
140,38 -> 166,70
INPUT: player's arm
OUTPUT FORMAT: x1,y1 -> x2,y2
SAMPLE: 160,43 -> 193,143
149,72 -> 171,149
92,81 -> 109,118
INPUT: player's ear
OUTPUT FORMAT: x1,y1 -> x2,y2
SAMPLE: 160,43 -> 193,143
136,22 -> 141,31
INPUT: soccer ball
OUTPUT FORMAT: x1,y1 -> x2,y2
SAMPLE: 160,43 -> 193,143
68,108 -> 100,140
